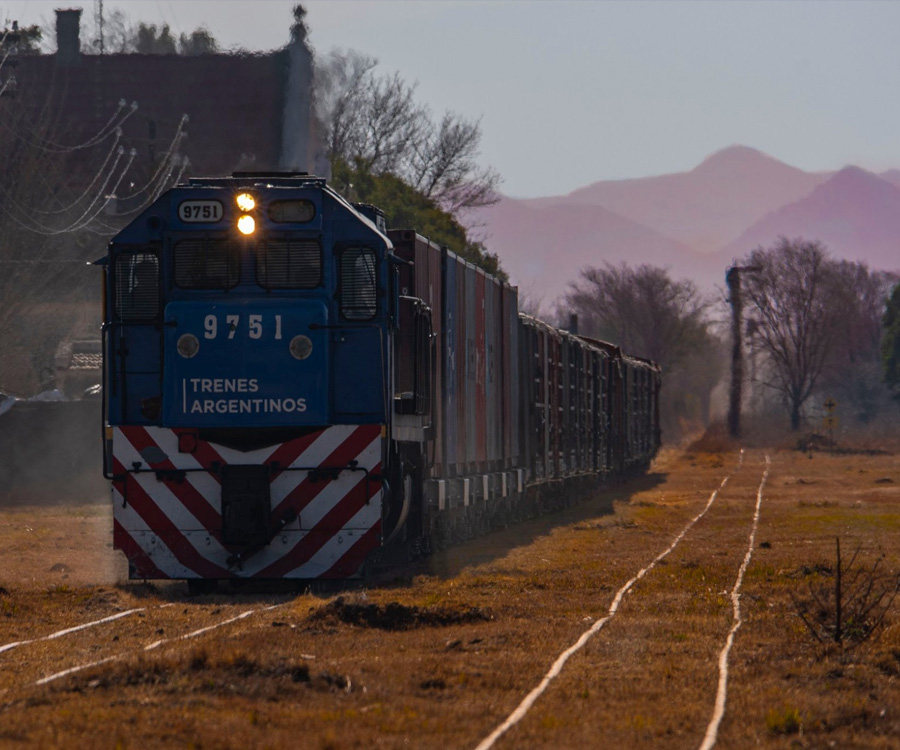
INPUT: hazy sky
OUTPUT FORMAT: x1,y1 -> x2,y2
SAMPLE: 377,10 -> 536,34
6,1 -> 899,197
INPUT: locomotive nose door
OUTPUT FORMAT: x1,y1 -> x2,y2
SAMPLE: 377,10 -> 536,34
332,247 -> 386,419
162,299 -> 330,427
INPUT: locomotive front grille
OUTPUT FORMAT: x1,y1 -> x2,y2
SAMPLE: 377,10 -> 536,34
220,465 -> 271,547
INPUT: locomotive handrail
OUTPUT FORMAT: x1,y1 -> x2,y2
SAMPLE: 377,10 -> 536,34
113,461 -> 381,479
307,322 -> 382,330
101,320 -> 163,328
119,461 -> 380,480
101,323 -> 112,479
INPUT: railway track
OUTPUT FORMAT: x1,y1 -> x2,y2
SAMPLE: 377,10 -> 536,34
473,451 -> 774,750
0,598 -> 294,696
2,448 -> 900,748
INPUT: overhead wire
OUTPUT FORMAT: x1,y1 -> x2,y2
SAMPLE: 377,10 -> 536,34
0,103 -> 187,236
86,147 -> 191,236
119,114 -> 188,203
150,154 -> 181,202
0,99 -> 136,154
31,128 -> 123,215
51,148 -> 138,234
169,156 -> 190,188
0,108 -> 190,236
0,145 -> 126,231
0,148 -> 137,235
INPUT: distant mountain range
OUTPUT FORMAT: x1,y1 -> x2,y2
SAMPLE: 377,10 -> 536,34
467,146 -> 900,304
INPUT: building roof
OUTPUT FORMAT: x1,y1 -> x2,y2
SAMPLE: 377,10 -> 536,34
16,51 -> 288,188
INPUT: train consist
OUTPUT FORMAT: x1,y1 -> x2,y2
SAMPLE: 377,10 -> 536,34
100,173 -> 660,583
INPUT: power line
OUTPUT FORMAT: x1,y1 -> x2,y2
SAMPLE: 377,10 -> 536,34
0,99 -> 137,154
119,114 -> 188,203
0,148 -> 137,235
32,128 -> 123,215
0,146 -> 126,231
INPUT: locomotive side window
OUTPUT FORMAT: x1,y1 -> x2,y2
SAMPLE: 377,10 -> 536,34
339,248 -> 377,320
174,239 -> 240,289
114,251 -> 159,322
256,239 -> 322,289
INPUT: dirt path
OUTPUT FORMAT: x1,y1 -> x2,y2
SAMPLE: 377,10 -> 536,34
2,448 -> 900,749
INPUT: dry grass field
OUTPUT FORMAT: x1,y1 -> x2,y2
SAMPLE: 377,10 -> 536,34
2,442 -> 900,749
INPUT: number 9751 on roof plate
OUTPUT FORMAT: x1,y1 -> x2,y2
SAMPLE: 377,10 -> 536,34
179,200 -> 223,223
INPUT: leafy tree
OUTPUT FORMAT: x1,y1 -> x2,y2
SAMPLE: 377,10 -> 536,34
332,159 -> 505,279
1,23 -> 42,55
135,23 -> 177,54
178,29 -> 218,56
70,11 -> 218,56
882,283 -> 900,401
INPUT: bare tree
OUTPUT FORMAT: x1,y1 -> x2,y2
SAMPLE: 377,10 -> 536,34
316,49 -> 499,212
408,111 -> 500,212
818,261 -> 897,422
316,50 -> 377,165
565,263 -> 719,439
358,70 -> 424,174
317,50 -> 422,174
565,263 -> 711,371
741,237 -> 843,430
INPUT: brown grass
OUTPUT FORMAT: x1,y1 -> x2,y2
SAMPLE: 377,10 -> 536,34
2,442 -> 900,748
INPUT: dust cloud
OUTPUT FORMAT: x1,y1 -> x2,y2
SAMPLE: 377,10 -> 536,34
0,399 -> 123,588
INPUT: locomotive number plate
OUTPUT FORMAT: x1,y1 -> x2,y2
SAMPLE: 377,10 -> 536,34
178,200 -> 224,223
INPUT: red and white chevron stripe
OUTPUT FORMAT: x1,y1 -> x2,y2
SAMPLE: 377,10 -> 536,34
111,424 -> 384,579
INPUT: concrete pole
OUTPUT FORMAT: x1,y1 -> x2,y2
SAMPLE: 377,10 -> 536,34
727,266 -> 743,439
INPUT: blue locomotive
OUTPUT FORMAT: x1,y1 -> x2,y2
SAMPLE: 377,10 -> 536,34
101,173 -> 660,582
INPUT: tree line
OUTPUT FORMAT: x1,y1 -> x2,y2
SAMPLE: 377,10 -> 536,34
563,237 -> 899,438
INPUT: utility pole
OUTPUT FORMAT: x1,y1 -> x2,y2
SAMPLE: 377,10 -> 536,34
1,20 -> 19,98
726,264 -> 761,439
97,0 -> 104,55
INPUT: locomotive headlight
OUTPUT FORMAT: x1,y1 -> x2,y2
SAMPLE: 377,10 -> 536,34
237,214 -> 256,235
289,335 -> 313,360
235,193 -> 256,212
177,333 -> 200,358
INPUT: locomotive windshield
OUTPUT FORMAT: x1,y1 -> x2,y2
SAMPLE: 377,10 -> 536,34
256,238 -> 322,289
174,238 -> 240,290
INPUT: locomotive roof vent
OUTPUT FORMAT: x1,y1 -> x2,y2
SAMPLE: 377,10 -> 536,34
231,171 -> 309,179
188,173 -> 325,188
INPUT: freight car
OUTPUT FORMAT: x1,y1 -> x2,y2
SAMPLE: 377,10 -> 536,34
99,173 -> 660,584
